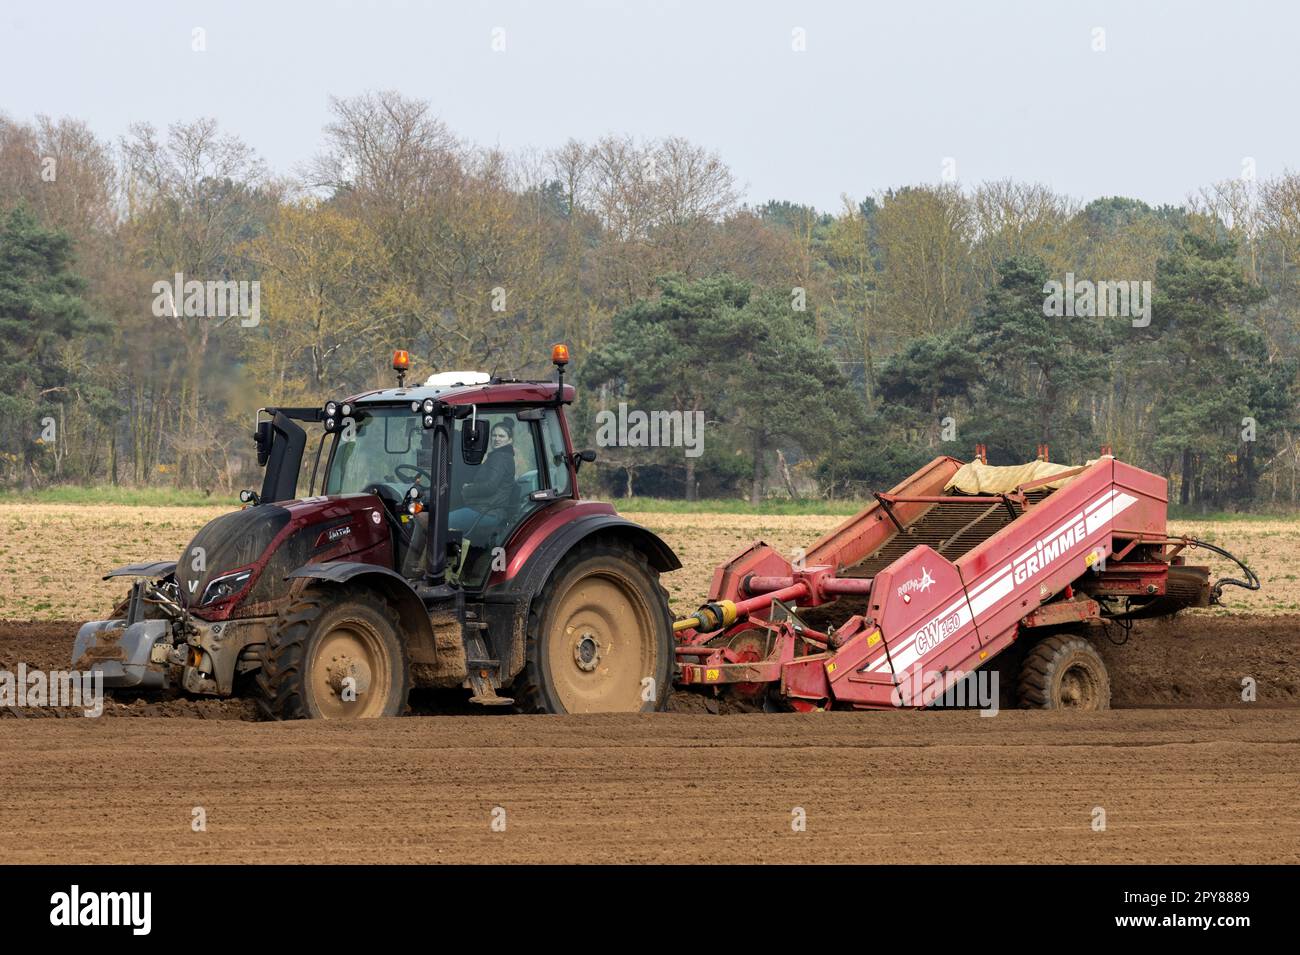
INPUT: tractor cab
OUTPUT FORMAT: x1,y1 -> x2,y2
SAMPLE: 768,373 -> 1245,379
300,350 -> 575,591
313,390 -> 572,589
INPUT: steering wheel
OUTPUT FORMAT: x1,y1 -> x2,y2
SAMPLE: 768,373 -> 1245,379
395,464 -> 432,486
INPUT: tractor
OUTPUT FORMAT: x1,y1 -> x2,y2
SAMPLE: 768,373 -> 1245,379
74,346 -> 680,718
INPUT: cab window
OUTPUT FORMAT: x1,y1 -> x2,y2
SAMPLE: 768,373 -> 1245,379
448,410 -> 544,588
540,409 -> 572,496
323,408 -> 422,496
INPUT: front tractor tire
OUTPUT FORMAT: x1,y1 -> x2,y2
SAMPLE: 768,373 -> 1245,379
257,590 -> 410,720
516,539 -> 673,714
1017,634 -> 1111,710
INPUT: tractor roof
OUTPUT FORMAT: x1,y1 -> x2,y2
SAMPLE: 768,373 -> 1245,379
347,378 -> 575,407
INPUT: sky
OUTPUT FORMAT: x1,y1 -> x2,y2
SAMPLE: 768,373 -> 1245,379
1,0 -> 1294,211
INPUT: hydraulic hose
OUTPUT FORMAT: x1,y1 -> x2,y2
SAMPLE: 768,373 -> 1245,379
1103,538 -> 1260,622
1185,538 -> 1261,602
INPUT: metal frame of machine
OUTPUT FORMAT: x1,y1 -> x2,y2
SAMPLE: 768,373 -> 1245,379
672,454 -> 1242,710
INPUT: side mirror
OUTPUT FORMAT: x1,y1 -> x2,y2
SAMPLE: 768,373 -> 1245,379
572,449 -> 597,471
462,419 -> 490,465
254,421 -> 274,467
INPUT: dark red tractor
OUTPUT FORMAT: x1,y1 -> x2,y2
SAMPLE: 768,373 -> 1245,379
74,347 -> 680,718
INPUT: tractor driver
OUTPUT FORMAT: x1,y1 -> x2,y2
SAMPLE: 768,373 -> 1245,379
450,419 -> 518,536
401,418 -> 519,579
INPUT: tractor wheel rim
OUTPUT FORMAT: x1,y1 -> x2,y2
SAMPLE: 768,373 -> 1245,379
309,619 -> 393,719
1059,660 -> 1099,709
548,571 -> 656,713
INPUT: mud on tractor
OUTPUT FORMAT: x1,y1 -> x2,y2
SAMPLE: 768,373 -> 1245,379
75,346 -> 680,717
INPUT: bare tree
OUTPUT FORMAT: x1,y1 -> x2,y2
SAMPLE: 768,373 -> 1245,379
577,134 -> 740,302
120,118 -> 269,484
308,91 -> 461,215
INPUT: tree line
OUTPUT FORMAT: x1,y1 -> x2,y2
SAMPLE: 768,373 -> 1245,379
1,91 -> 1297,509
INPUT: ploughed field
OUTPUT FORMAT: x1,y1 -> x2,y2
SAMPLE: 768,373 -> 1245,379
1,504 -> 1297,619
2,710 -> 1297,864
0,503 -> 1297,864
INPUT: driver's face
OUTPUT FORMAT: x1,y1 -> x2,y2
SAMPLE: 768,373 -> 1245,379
491,428 -> 510,448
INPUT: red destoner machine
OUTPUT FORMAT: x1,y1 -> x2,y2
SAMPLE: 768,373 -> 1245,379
672,454 -> 1257,710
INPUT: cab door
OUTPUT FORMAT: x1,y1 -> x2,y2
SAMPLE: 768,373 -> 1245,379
450,408 -> 550,588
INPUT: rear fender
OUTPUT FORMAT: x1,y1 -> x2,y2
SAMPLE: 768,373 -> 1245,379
508,515 -> 680,596
484,515 -> 681,681
285,562 -> 440,665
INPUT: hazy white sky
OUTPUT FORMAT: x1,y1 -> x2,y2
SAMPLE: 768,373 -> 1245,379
1,0 -> 1292,210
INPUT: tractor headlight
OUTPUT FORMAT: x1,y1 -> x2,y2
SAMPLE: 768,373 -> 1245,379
324,398 -> 346,431
200,569 -> 253,606
422,399 -> 435,413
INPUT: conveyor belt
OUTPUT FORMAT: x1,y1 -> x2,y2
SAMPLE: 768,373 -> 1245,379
799,489 -> 1056,631
841,490 -> 1054,578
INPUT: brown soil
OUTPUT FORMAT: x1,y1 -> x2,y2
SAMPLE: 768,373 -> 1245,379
0,617 -> 257,720
1097,612 -> 1300,707
1,709 -> 1296,864
1,506 -> 1292,620
3,616 -> 1298,864
3,507 -> 1293,864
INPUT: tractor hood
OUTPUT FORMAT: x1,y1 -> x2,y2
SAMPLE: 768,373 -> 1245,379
175,504 -> 293,609
174,495 -> 393,616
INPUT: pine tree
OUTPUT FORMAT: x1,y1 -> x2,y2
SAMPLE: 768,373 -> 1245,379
0,205 -> 95,485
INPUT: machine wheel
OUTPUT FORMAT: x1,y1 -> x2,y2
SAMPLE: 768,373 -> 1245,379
1017,634 -> 1110,710
516,539 -> 673,714
256,589 -> 410,720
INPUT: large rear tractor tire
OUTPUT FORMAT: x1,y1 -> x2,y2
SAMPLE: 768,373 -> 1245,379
257,590 -> 410,720
1017,634 -> 1110,710
515,539 -> 673,714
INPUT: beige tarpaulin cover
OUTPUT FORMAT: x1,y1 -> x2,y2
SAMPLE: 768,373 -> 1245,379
944,459 -> 1084,494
